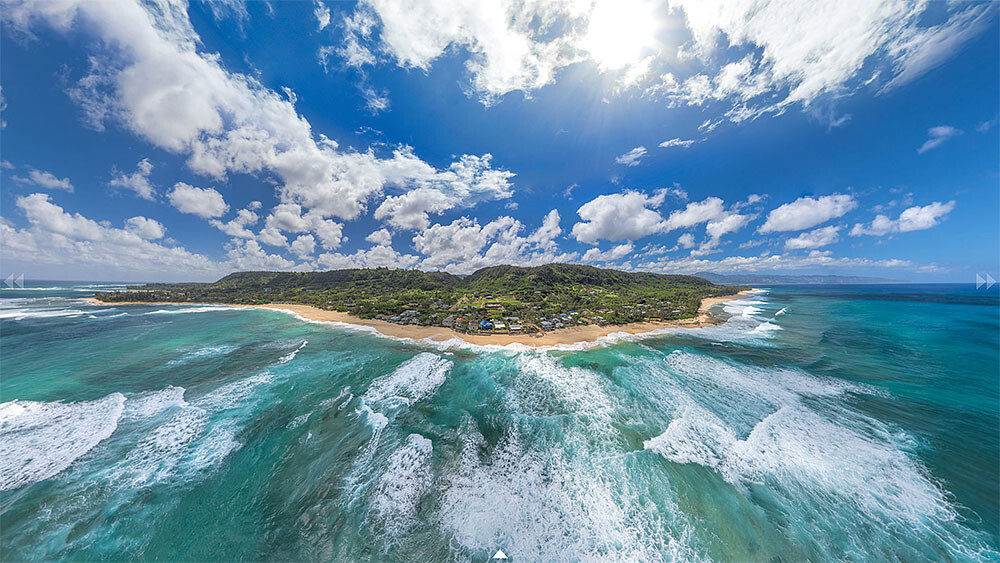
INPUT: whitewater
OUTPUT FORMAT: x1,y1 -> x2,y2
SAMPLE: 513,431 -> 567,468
1,282 -> 997,561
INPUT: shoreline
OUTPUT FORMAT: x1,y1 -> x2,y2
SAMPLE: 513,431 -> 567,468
83,289 -> 755,347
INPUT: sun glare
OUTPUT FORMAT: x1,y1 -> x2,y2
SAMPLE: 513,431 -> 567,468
582,0 -> 659,71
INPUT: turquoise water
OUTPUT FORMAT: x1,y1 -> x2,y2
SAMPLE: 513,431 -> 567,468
1,283 -> 997,561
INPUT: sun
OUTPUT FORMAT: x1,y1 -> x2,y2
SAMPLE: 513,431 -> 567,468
582,0 -> 660,71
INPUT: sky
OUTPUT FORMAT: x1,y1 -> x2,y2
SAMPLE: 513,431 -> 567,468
1,0 -> 997,282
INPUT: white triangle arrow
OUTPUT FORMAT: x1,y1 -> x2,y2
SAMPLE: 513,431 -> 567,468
15,273 -> 24,288
977,273 -> 985,289
492,549 -> 508,560
987,273 -> 996,289
3,274 -> 12,289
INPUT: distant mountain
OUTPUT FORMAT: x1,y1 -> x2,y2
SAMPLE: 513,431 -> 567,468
694,272 -> 908,285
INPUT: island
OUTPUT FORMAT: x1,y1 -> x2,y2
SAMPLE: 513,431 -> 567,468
92,264 -> 750,345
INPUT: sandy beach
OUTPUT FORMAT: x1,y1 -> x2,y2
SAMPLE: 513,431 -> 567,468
84,289 -> 754,346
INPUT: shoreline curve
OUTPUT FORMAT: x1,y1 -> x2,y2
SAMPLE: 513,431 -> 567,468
83,289 -> 756,347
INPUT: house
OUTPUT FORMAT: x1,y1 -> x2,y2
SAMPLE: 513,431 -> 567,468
540,321 -> 553,330
442,314 -> 456,328
509,323 -> 523,333
493,321 -> 506,332
484,301 -> 502,310
480,319 -> 494,331
468,320 -> 479,332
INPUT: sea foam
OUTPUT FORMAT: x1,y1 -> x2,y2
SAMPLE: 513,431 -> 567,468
371,433 -> 434,540
362,352 -> 452,405
0,393 -> 126,491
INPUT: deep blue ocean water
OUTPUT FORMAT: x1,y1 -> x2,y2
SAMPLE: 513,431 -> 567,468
1,282 -> 997,561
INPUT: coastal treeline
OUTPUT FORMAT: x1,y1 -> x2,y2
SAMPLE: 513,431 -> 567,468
95,264 -> 744,333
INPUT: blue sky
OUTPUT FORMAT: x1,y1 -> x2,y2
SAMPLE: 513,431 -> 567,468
1,0 -> 997,282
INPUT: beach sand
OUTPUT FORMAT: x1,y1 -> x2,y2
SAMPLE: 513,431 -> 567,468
84,289 -> 754,347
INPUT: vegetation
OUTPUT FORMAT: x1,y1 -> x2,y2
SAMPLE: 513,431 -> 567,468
94,264 -> 745,333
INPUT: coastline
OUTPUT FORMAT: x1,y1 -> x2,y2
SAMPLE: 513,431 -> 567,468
83,289 -> 754,346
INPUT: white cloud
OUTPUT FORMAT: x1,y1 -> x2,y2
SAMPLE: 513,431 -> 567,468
108,158 -> 155,200
365,228 -> 393,246
571,190 -> 668,243
12,168 -> 74,191
917,125 -> 962,154
313,0 -> 331,30
291,234 -> 317,258
784,225 -> 840,250
352,0 -> 586,104
124,216 -> 166,240
850,201 -> 956,236
210,204 -> 261,239
318,244 -> 421,271
17,193 -> 103,240
373,152 -> 514,230
226,239 -> 300,271
3,0 -> 515,247
676,233 -> 696,248
262,203 -> 344,250
759,194 -> 856,233
660,196 -> 752,253
582,242 -> 634,262
977,118 -> 998,134
413,211 -> 573,274
704,212 -> 751,246
638,250 -> 933,275
168,183 -> 229,218
331,0 -> 992,128
664,197 -> 725,231
6,193 -> 222,280
615,146 -> 647,166
880,5 -> 996,93
659,1 -> 993,126
659,138 -> 696,149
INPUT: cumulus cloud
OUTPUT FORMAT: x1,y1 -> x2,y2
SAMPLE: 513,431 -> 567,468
12,168 -> 74,191
571,190 -> 668,243
124,216 -> 166,240
615,146 -> 647,166
260,203 -> 344,250
917,125 -> 962,154
758,194 -> 856,233
413,211 -> 573,273
108,158 -> 155,200
784,225 -> 840,250
660,196 -> 752,254
226,239 -> 300,271
318,244 -> 421,271
291,234 -> 317,258
168,183 -> 229,218
365,228 -> 393,246
210,203 -> 261,239
850,201 -> 956,236
6,193 -> 223,280
3,0 -> 516,253
373,152 -> 513,230
582,242 -> 634,263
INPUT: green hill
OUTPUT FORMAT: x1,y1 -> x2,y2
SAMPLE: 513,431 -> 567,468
95,264 -> 743,332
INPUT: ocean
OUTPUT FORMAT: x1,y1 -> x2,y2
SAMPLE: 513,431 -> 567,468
1,282 -> 997,561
